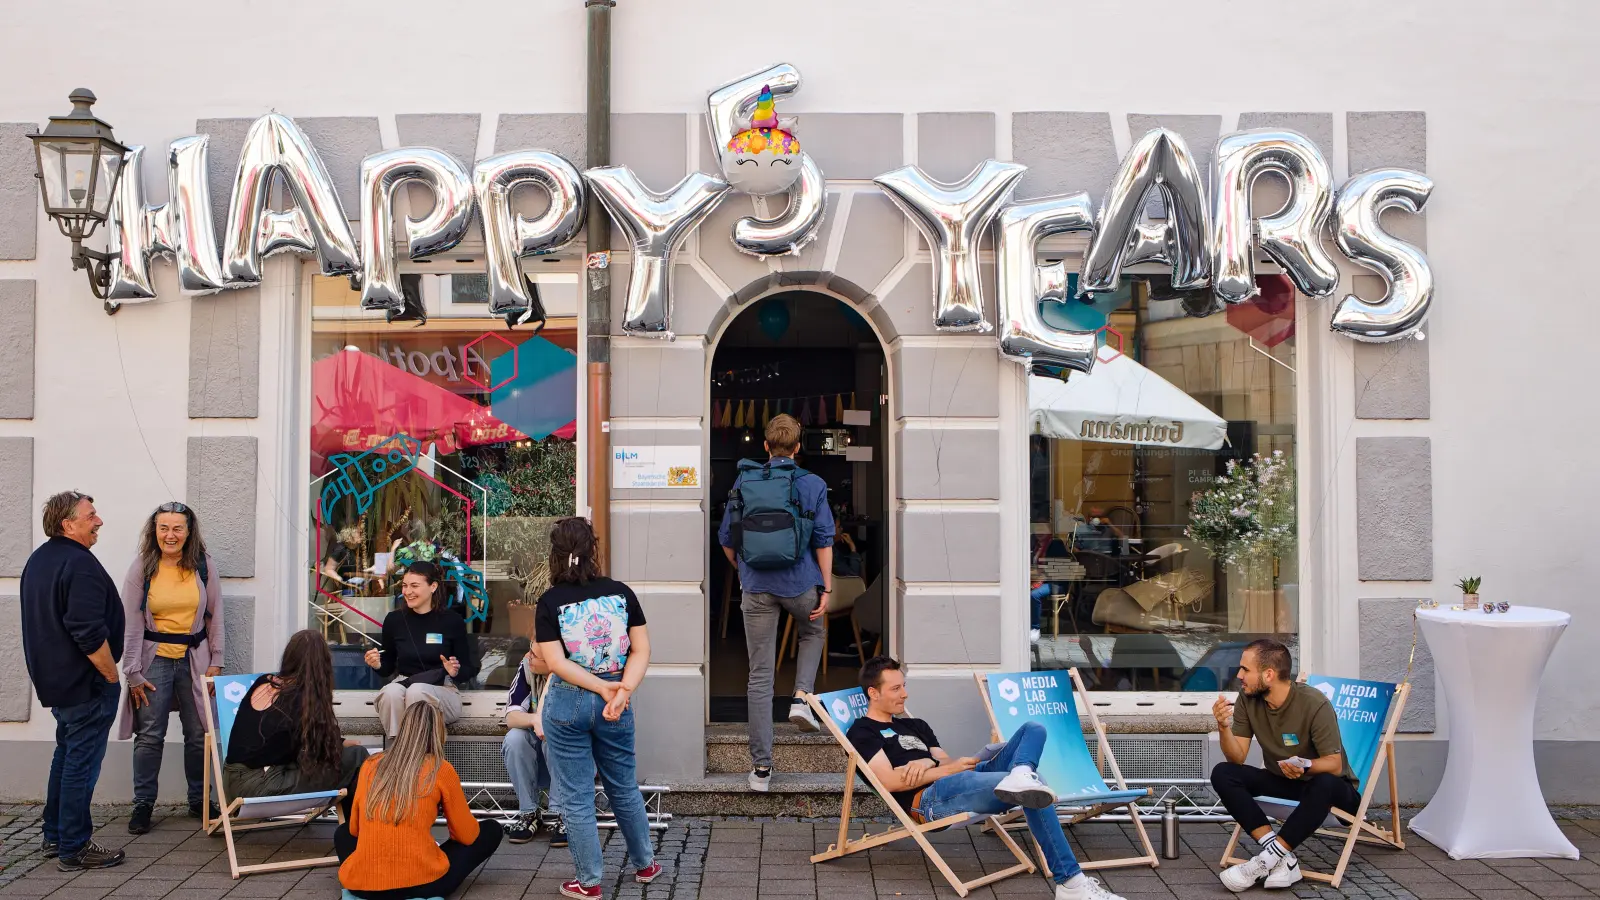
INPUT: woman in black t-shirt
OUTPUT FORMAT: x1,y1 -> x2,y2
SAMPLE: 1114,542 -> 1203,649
362,560 -> 480,738
224,630 -> 366,810
534,517 -> 658,897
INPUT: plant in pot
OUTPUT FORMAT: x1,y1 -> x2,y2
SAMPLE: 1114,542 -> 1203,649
1186,450 -> 1297,633
1455,576 -> 1482,610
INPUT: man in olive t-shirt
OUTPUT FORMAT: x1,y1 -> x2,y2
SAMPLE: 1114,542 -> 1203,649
1210,639 -> 1360,893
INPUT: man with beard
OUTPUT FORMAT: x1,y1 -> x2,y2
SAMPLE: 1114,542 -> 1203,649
1211,639 -> 1357,892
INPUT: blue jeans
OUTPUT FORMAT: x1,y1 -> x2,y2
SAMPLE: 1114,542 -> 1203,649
543,677 -> 655,888
132,655 -> 205,804
45,676 -> 120,856
915,721 -> 1081,884
1030,584 -> 1051,631
502,726 -> 553,814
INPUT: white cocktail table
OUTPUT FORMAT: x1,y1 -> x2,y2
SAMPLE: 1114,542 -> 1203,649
1409,605 -> 1577,859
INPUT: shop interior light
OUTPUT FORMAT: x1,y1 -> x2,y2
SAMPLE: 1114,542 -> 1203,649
28,89 -> 128,314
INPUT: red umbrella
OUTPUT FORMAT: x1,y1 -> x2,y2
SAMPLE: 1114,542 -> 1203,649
1226,274 -> 1296,348
311,348 -> 529,466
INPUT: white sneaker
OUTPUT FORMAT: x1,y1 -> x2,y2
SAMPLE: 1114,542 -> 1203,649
1263,853 -> 1302,889
748,767 -> 772,792
788,700 -> 820,733
1219,850 -> 1277,892
1055,873 -> 1126,900
1029,628 -> 1042,643
993,768 -> 1056,810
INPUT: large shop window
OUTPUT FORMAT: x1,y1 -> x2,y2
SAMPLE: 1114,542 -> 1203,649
1028,274 -> 1298,692
308,271 -> 579,690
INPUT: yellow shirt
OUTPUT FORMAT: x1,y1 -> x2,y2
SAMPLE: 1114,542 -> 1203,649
147,560 -> 201,660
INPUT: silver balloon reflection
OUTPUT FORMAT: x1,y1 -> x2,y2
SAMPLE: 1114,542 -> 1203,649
586,166 -> 731,338
359,148 -> 476,316
874,160 -> 1026,332
705,63 -> 800,173
996,193 -> 1100,374
1082,129 -> 1210,295
220,114 -> 360,284
1329,168 -> 1434,342
733,154 -> 826,256
1212,129 -> 1338,303
107,137 -> 227,300
475,151 -> 587,326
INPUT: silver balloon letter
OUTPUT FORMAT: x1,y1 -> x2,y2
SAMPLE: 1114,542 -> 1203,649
475,151 -> 587,326
107,137 -> 227,300
1212,129 -> 1338,303
874,160 -> 1026,332
1330,168 -> 1434,342
705,64 -> 826,257
585,166 -> 731,339
996,194 -> 1100,374
220,114 -> 360,284
359,149 -> 476,316
1082,129 -> 1211,295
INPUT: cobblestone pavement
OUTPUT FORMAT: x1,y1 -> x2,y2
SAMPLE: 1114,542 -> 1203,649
0,806 -> 1597,899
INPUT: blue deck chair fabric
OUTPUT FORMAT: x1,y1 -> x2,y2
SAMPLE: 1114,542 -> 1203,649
210,673 -> 343,810
984,671 -> 1147,805
1252,676 -> 1397,817
815,687 -> 872,732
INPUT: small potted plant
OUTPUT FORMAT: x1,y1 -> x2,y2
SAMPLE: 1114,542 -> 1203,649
1456,576 -> 1482,610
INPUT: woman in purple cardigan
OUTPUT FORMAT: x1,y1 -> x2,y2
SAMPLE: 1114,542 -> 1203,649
116,502 -> 224,835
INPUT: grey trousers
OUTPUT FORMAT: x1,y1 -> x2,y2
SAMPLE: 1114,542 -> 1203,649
742,588 -> 823,768
375,681 -> 462,738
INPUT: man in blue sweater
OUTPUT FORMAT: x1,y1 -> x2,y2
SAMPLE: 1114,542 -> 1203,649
20,492 -> 126,871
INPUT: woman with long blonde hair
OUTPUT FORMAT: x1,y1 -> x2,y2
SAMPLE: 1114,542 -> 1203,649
335,702 -> 502,900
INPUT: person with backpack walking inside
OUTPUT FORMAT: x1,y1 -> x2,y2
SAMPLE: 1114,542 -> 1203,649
718,414 -> 835,792
117,501 -> 224,834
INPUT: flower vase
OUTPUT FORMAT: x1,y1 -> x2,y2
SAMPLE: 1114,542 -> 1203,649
1462,592 -> 1480,611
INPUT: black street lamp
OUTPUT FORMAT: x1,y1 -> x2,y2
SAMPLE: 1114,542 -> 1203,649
28,88 -> 128,313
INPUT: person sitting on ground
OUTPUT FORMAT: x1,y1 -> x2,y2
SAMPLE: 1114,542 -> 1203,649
501,640 -> 565,847
1210,638 -> 1358,892
337,700 -> 503,900
848,656 -> 1127,900
223,630 -> 368,817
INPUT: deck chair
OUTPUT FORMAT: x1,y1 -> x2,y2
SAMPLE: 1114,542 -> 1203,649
202,673 -> 349,878
976,670 -> 1159,876
1219,676 -> 1410,889
803,687 -> 1037,898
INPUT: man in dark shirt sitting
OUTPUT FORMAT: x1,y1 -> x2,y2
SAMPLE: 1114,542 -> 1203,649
845,657 -> 1125,900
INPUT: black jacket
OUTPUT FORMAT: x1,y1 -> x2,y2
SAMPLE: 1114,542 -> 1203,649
377,605 -> 480,686
20,537 -> 124,708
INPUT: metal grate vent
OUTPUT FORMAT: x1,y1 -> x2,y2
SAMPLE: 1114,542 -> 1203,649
1094,735 -> 1206,781
444,737 -> 511,784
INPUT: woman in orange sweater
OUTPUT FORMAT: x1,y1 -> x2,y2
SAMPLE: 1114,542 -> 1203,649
335,701 -> 502,899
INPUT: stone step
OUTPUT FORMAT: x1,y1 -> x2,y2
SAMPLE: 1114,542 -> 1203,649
705,723 -> 845,774
659,773 -> 883,818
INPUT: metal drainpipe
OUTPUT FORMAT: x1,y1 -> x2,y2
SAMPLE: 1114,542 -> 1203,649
585,0 -> 615,564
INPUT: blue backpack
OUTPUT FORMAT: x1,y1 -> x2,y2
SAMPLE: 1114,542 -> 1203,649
728,458 -> 816,571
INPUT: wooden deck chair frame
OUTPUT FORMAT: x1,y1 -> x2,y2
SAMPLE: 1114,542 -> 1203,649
1219,679 -> 1411,889
801,691 -> 1038,898
202,674 -> 348,879
974,669 -> 1159,877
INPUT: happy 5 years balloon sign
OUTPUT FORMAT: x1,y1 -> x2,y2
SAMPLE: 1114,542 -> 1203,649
99,63 -> 1433,361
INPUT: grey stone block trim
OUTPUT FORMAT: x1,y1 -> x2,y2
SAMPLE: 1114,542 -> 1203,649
0,595 -> 28,722
899,585 -> 1001,666
613,114 -> 689,191
1355,436 -> 1432,581
633,585 -> 705,665
797,114 -> 903,180
891,339 -> 1001,418
1358,597 -> 1435,732
0,280 -> 35,418
697,194 -> 775,291
1237,112 -> 1334,160
187,436 -> 258,577
495,114 -> 587,166
0,437 -> 32,577
775,191 -> 843,275
610,502 -> 705,584
1346,111 -> 1427,250
294,117 -> 383,216
897,504 -> 1001,583
633,666 -> 704,781
1354,330 -> 1431,419
196,117 -> 256,243
0,123 -> 37,260
189,289 -> 260,418
1012,112 -> 1118,202
610,340 -> 707,418
895,423 -> 1000,501
832,192 -> 906,297
903,668 -> 991,763
223,594 -> 255,676
395,114 -> 482,166
916,113 -> 997,184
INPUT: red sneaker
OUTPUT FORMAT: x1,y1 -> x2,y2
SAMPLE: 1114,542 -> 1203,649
560,880 -> 601,899
635,862 -> 663,883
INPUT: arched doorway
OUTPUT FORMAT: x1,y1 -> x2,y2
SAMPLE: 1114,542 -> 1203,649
706,290 -> 889,722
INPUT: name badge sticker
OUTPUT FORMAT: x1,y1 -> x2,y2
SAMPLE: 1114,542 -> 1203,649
880,729 -> 896,738
426,632 -> 444,644
1282,734 -> 1300,746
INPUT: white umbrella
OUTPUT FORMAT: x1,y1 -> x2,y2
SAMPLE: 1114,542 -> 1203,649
1029,351 -> 1227,450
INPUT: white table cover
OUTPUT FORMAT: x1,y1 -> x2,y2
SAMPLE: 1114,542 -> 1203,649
1409,605 -> 1578,859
